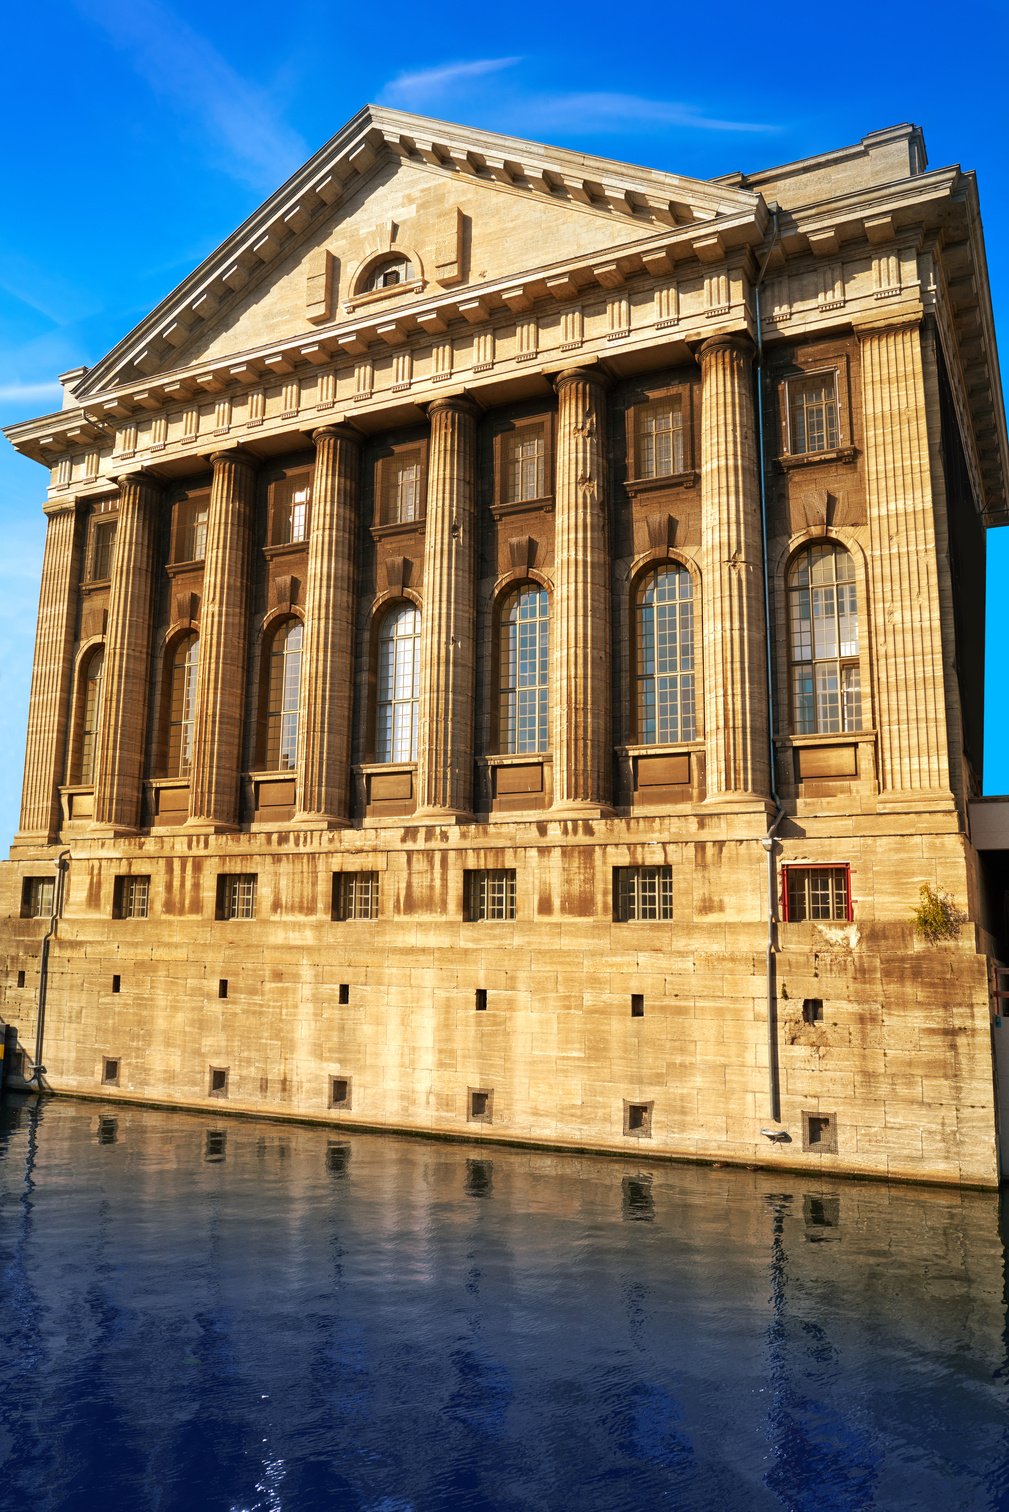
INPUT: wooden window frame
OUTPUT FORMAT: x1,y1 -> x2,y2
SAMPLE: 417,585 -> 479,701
775,349 -> 854,464
170,489 -> 211,565
787,541 -> 863,736
781,864 -> 853,923
373,440 -> 428,529
496,582 -> 550,754
625,384 -> 694,485
332,872 -> 380,921
613,865 -> 673,922
632,562 -> 697,745
492,413 -> 554,511
265,466 -> 312,549
464,869 -> 517,922
88,516 -> 118,584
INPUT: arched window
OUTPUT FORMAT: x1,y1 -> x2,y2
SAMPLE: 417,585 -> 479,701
366,256 -> 414,292
499,585 -> 549,753
635,565 -> 696,743
788,542 -> 861,733
166,634 -> 199,777
75,646 -> 104,785
376,603 -> 420,762
264,619 -> 303,770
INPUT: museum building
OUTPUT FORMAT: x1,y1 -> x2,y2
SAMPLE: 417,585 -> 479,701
2,107 -> 1008,1184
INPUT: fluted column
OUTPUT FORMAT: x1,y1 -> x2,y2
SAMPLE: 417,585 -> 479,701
698,334 -> 769,801
17,498 -> 86,842
188,448 -> 256,828
415,395 -> 478,819
294,424 -> 361,824
93,471 -> 161,831
859,318 -> 950,795
551,367 -> 612,812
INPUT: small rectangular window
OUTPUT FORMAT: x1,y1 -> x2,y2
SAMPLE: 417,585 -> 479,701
475,988 -> 488,1012
112,975 -> 121,994
217,874 -> 257,921
802,997 -> 824,1024
613,866 -> 672,922
338,984 -> 350,1005
624,1100 -> 654,1138
631,994 -> 645,1018
329,1076 -> 352,1110
114,875 -> 151,920
21,877 -> 54,919
209,1067 -> 229,1097
634,394 -> 686,478
802,1111 -> 838,1154
16,969 -> 25,989
500,422 -> 547,504
219,979 -> 229,1000
269,475 -> 311,545
174,495 -> 210,562
102,1057 -> 120,1086
465,869 -> 517,922
787,372 -> 839,455
468,1088 -> 493,1123
332,872 -> 379,921
378,447 -> 426,525
90,519 -> 117,581
783,866 -> 851,923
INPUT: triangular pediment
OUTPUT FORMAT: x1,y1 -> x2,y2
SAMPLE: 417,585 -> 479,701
73,105 -> 761,397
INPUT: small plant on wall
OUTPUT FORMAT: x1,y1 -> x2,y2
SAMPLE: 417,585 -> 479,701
913,883 -> 965,944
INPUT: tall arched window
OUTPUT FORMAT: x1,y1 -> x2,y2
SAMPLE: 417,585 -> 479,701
75,646 -> 104,784
635,564 -> 696,743
788,542 -> 861,733
166,634 -> 199,777
264,619 -> 303,770
499,585 -> 549,753
376,603 -> 420,762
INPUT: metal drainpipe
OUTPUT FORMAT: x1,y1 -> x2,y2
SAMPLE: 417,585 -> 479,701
754,205 -> 785,1125
27,849 -> 70,1087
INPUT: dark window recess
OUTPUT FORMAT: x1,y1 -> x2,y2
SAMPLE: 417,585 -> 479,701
329,1076 -> 352,1110
465,1158 -> 494,1198
209,1067 -> 228,1097
97,1116 -> 118,1146
219,979 -> 229,1000
802,1111 -> 838,1154
622,1175 -> 655,1222
802,997 -> 824,1024
624,1101 -> 653,1138
102,1057 -> 120,1086
16,969 -> 25,988
631,994 -> 645,1018
475,988 -> 487,1012
205,1130 -> 226,1162
469,1089 -> 493,1122
111,975 -> 121,994
338,984 -> 350,1005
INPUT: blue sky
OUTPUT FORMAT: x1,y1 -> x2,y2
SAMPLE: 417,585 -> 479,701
2,0 -> 1007,846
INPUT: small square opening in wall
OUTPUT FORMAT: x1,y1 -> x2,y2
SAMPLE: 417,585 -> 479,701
16,969 -> 25,989
802,998 -> 824,1024
102,1057 -> 120,1086
329,1076 -> 352,1110
802,1111 -> 838,1154
624,1100 -> 654,1138
475,989 -> 487,1012
338,984 -> 350,1006
468,1088 -> 493,1123
111,975 -> 121,994
209,1066 -> 229,1098
218,979 -> 229,1000
631,994 -> 645,1018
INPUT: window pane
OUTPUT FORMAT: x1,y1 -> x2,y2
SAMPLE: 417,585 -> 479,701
266,621 -> 302,769
789,373 -> 839,455
499,586 -> 549,752
376,604 -> 420,762
167,635 -> 199,777
788,546 -> 861,734
636,567 -> 695,744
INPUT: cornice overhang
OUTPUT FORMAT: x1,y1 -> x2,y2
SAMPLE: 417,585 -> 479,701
67,104 -> 761,402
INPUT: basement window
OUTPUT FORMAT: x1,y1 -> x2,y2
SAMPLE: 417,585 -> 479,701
624,1100 -> 653,1138
102,1057 -> 120,1086
329,1076 -> 352,1110
209,1066 -> 229,1098
802,997 -> 824,1024
613,866 -> 672,922
468,1088 -> 493,1123
332,871 -> 379,921
802,1111 -> 838,1154
114,875 -> 150,919
783,865 -> 852,923
217,874 -> 257,920
21,876 -> 54,919
464,869 -> 516,922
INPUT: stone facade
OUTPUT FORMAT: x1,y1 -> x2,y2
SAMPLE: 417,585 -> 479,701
2,109 -> 1008,1185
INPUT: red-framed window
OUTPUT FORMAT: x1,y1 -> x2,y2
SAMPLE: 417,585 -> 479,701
781,864 -> 852,923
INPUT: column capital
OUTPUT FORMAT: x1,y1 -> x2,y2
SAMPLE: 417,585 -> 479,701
553,364 -> 610,394
311,422 -> 363,447
114,468 -> 164,494
853,311 -> 923,342
696,331 -> 755,365
207,444 -> 258,471
424,392 -> 480,421
42,494 -> 84,520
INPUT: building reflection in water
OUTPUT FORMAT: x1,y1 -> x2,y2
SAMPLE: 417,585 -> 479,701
1,1095 -> 1008,1511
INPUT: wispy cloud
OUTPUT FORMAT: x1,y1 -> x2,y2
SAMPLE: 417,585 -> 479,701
71,0 -> 307,190
525,92 -> 774,135
382,57 -> 522,106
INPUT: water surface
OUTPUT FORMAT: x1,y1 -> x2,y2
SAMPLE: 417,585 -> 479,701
1,1097 -> 1008,1511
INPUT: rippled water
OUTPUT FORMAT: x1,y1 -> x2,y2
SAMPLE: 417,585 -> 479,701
1,1097 -> 1008,1511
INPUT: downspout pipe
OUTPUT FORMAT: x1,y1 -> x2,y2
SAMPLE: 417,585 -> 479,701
27,849 -> 70,1087
754,205 -> 785,1125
